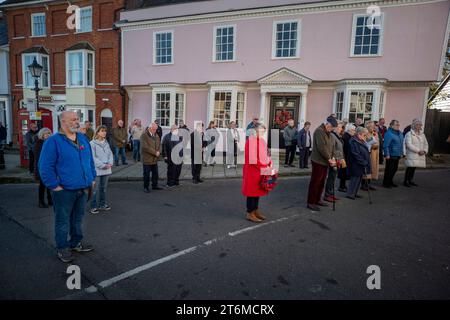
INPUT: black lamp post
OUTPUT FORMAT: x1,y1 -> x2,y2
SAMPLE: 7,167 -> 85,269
28,57 -> 43,112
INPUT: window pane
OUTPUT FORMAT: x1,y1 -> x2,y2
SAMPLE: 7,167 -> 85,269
275,22 -> 298,57
79,7 -> 92,32
32,14 -> 46,36
41,56 -> 49,87
69,52 -> 83,86
155,32 -> 172,64
215,27 -> 234,61
353,15 -> 382,56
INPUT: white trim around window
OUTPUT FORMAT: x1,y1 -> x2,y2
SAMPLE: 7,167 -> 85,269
22,53 -> 50,89
65,50 -> 95,88
333,85 -> 387,122
212,24 -> 237,63
151,87 -> 186,128
76,6 -> 93,33
31,13 -> 46,37
350,12 -> 384,57
207,85 -> 247,129
271,19 -> 301,60
153,30 -> 174,65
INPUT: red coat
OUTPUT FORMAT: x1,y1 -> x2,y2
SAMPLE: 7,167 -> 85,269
242,136 -> 272,197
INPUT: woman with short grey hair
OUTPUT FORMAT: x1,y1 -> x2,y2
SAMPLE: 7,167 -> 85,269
346,126 -> 371,200
35,127 -> 53,208
403,119 -> 428,187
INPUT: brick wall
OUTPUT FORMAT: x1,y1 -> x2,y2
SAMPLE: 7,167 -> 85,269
5,0 -> 127,144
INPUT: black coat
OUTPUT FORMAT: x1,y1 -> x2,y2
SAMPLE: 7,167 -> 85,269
162,132 -> 183,163
297,128 -> 311,149
190,131 -> 207,163
34,139 -> 45,181
0,125 -> 6,141
156,125 -> 163,140
347,136 -> 371,177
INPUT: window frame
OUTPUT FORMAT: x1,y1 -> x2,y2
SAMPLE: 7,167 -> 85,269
66,50 -> 95,88
153,30 -> 174,65
22,53 -> 50,89
151,87 -> 186,128
76,6 -> 93,34
208,86 -> 247,129
212,24 -> 237,63
31,12 -> 46,37
333,85 -> 386,122
350,13 -> 384,57
271,19 -> 301,60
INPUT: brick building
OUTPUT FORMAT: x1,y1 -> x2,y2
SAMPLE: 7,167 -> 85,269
0,0 -> 128,145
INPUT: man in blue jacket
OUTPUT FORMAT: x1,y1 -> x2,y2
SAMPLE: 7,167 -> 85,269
39,111 -> 96,263
382,120 -> 404,188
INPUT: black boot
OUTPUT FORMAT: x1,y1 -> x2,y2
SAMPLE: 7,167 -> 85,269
39,201 -> 48,208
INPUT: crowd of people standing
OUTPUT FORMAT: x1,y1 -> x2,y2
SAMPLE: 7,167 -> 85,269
28,109 -> 430,262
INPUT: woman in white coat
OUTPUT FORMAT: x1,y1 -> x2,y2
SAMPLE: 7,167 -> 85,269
403,119 -> 428,187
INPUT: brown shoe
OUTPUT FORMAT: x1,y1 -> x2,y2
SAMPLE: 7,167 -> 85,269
254,209 -> 266,220
246,211 -> 263,223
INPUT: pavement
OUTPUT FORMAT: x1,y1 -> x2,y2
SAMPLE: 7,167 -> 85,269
1,148 -> 450,183
0,169 -> 449,299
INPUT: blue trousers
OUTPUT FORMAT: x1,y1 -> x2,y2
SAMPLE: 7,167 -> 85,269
51,189 -> 87,250
114,146 -> 127,165
132,139 -> 141,161
347,175 -> 362,198
91,175 -> 109,209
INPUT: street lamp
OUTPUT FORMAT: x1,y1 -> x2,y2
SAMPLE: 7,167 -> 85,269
27,57 -> 43,112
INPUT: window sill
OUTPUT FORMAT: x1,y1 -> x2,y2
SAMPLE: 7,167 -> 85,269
12,36 -> 26,40
98,83 -> 114,86
98,28 -> 113,32
212,59 -> 237,63
75,30 -> 93,34
51,33 -> 69,37
349,54 -> 382,58
271,56 -> 300,60
30,35 -> 47,38
153,62 -> 174,66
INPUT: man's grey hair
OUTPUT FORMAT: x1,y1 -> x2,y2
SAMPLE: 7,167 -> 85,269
356,126 -> 368,135
345,124 -> 356,132
38,127 -> 52,140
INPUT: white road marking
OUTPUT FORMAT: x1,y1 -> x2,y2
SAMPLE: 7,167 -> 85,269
80,212 -> 300,296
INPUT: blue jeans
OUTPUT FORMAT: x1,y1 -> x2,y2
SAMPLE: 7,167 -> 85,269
347,175 -> 362,198
51,189 -> 87,250
91,175 -> 109,209
114,146 -> 127,165
132,139 -> 141,161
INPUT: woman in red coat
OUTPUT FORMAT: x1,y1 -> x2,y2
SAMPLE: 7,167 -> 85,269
242,123 -> 273,222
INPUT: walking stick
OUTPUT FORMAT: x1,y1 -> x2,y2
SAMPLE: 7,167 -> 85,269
365,167 -> 373,205
332,166 -> 337,211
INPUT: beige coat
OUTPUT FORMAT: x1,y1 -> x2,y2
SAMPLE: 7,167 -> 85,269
140,130 -> 161,165
367,131 -> 380,180
404,130 -> 428,168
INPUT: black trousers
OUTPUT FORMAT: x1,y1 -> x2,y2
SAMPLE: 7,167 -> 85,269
404,167 -> 416,183
299,148 -> 310,168
143,164 -> 159,189
38,180 -> 52,204
191,164 -> 202,181
167,161 -> 182,185
378,140 -> 384,165
29,150 -> 35,174
285,145 -> 296,165
246,197 -> 260,213
383,157 -> 400,186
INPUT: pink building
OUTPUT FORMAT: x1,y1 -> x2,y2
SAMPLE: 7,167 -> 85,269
118,0 -> 450,148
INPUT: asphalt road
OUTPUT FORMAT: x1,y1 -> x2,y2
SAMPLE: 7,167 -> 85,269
0,169 -> 449,300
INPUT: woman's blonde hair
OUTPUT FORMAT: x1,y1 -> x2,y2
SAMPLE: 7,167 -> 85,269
38,127 -> 52,140
95,125 -> 108,139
